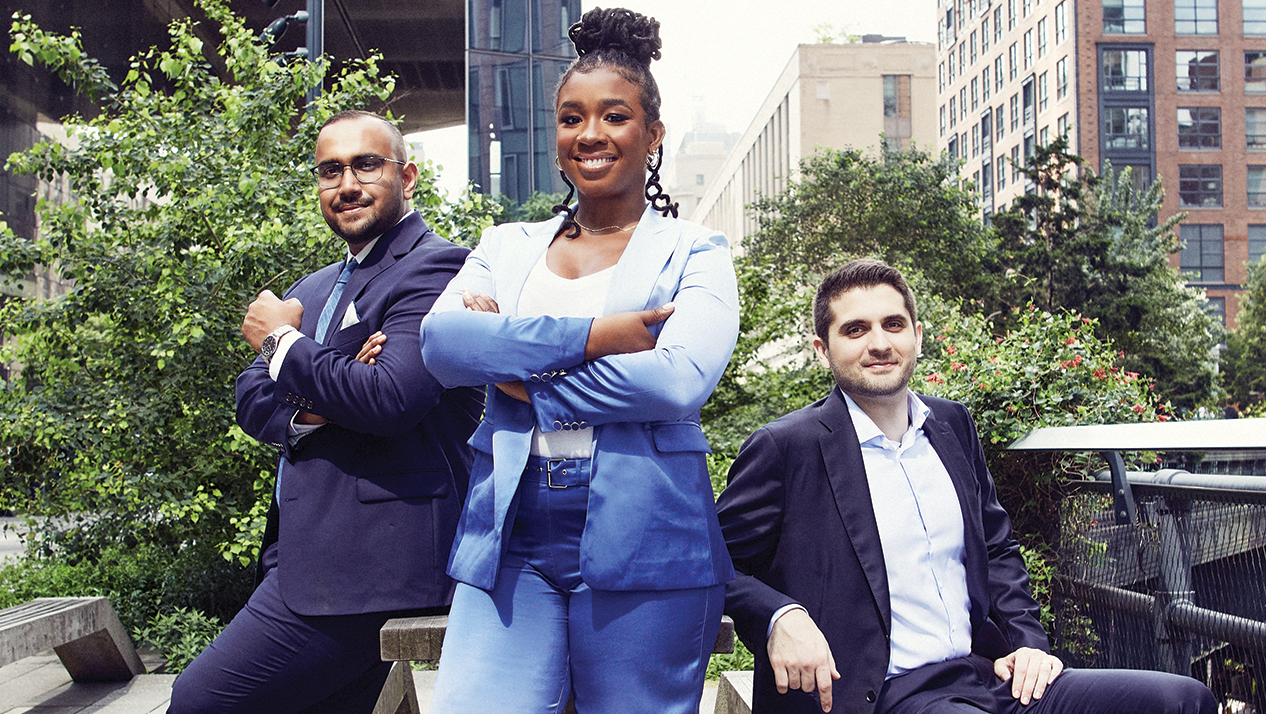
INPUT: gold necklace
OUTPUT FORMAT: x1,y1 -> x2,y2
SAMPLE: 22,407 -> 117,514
573,217 -> 639,235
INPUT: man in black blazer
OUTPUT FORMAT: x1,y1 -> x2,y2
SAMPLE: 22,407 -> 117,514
169,111 -> 481,713
716,260 -> 1216,714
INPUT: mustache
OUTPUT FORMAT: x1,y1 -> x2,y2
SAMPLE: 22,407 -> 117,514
332,198 -> 372,211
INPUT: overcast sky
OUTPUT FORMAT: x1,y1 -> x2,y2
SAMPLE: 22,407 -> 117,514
414,0 -> 937,197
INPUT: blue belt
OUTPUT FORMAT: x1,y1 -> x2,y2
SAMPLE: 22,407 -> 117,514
523,455 -> 592,489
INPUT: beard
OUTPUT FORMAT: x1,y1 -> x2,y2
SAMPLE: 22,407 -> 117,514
828,356 -> 917,400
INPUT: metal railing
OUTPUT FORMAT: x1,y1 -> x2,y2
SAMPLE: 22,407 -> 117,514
1010,419 -> 1266,710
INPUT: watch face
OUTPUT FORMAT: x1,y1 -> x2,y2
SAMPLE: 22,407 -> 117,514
262,335 -> 277,361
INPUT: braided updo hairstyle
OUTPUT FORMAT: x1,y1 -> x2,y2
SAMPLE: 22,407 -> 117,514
552,7 -> 678,237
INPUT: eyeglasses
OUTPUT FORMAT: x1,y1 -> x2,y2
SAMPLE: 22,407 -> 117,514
311,156 -> 407,188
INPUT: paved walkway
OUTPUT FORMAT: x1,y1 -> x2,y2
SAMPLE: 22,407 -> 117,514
0,655 -> 721,713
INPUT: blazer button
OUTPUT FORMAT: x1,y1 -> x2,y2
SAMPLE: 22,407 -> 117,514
553,420 -> 563,430
529,374 -> 540,383
866,691 -> 877,703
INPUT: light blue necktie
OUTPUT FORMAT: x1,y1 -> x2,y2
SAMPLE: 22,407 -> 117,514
314,258 -> 357,343
277,257 -> 357,499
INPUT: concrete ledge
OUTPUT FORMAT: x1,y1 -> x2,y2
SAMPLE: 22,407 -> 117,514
0,598 -> 145,681
715,670 -> 754,714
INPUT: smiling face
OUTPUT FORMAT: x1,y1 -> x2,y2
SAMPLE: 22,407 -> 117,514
314,116 -> 417,252
813,284 -> 924,406
555,67 -> 665,204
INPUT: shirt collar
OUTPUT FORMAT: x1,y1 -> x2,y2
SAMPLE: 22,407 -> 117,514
842,391 -> 931,446
345,210 -> 415,263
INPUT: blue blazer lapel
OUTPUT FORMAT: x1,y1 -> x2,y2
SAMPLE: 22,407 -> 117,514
320,212 -> 421,343
498,218 -> 558,316
817,388 -> 892,634
604,205 -> 677,314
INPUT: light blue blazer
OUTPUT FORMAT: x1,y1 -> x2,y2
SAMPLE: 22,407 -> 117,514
420,205 -> 738,592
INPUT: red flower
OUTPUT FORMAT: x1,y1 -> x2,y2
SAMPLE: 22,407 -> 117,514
1158,414 -> 1170,422
926,373 -> 945,384
947,345 -> 957,354
1065,336 -> 1076,346
1073,354 -> 1083,366
952,362 -> 967,371
1132,404 -> 1145,414
1093,368 -> 1106,380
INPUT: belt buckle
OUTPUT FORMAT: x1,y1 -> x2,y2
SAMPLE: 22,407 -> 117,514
546,458 -> 568,489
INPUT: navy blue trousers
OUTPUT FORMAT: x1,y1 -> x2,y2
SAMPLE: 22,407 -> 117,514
168,545 -> 439,714
877,655 -> 1218,714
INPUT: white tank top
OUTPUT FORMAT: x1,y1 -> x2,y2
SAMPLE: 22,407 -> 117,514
516,251 -> 616,458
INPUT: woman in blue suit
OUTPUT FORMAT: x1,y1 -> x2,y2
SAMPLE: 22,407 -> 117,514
420,8 -> 738,713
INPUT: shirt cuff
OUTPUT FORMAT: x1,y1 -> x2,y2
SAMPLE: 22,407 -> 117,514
287,411 -> 323,445
268,330 -> 305,381
769,604 -> 808,640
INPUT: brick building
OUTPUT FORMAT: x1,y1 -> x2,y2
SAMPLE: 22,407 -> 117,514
936,0 -> 1266,326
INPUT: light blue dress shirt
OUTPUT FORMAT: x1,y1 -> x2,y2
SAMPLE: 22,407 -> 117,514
846,392 -> 973,678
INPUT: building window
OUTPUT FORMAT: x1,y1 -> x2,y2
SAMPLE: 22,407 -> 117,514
950,51 -> 957,82
998,154 -> 1008,189
949,135 -> 960,158
1247,51 -> 1266,91
1023,30 -> 1034,68
1009,43 -> 1019,79
1009,0 -> 1018,28
1175,0 -> 1218,34
996,56 -> 1006,91
1037,72 -> 1049,112
983,67 -> 992,100
972,123 -> 981,156
1177,51 -> 1219,90
961,42 -> 968,70
1248,225 -> 1266,264
1102,49 -> 1149,91
1038,17 -> 1048,57
1178,164 -> 1223,207
1104,0 -> 1146,32
971,31 -> 979,65
884,75 -> 913,148
1022,78 -> 1035,124
1055,2 -> 1068,42
1024,0 -> 1033,16
961,87 -> 969,119
951,96 -> 958,127
1039,126 -> 1050,145
1179,224 -> 1224,282
997,103 -> 1007,138
941,105 -> 948,136
1246,0 -> 1266,33
1058,112 -> 1070,137
1103,107 -> 1151,149
1207,296 -> 1226,326
1178,107 -> 1221,148
1010,93 -> 1021,130
1056,57 -> 1069,98
1250,165 -> 1266,206
972,77 -> 980,109
995,6 -> 1005,40
1248,108 -> 1266,146
940,62 -> 947,92
1011,144 -> 1022,182
983,17 -> 991,51
982,108 -> 993,151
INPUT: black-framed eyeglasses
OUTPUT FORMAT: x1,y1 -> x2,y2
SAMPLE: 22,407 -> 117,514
311,156 -> 407,188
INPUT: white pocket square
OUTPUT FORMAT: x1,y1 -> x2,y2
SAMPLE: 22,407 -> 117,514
340,301 -> 360,330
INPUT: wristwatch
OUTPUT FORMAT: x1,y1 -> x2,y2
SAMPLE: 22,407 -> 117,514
261,325 -> 298,364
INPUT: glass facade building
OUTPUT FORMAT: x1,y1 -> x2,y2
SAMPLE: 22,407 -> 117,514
468,0 -> 582,203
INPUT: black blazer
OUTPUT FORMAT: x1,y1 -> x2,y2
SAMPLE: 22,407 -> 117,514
716,387 -> 1048,714
236,212 -> 483,617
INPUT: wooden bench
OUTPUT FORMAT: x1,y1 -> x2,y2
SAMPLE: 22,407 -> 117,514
373,614 -> 736,714
0,597 -> 146,682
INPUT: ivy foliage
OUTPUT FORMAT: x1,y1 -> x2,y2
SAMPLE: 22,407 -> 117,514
0,0 -> 497,578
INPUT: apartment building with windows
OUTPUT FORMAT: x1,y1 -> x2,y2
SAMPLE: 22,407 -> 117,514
936,0 -> 1266,325
694,39 -> 937,242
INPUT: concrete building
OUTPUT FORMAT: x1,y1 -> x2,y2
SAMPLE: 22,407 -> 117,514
466,0 -> 581,203
664,120 -> 740,219
936,0 -> 1266,326
692,38 -> 938,244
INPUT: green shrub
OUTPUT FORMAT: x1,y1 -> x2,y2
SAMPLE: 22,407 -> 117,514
134,607 -> 225,673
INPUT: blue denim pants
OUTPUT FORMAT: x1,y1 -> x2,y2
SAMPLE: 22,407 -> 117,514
430,456 -> 725,713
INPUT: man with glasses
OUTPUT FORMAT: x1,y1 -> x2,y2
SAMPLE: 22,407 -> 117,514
170,110 -> 482,714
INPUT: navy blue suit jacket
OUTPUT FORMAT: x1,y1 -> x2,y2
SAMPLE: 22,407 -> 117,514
236,212 -> 482,617
716,388 -> 1048,714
